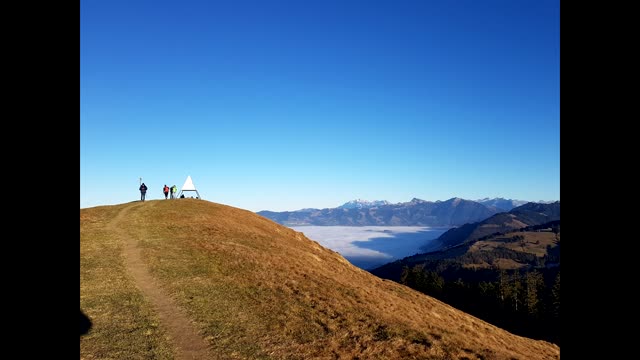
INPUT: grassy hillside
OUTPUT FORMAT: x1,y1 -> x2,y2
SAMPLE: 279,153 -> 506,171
468,231 -> 559,267
81,199 -> 559,359
80,204 -> 174,359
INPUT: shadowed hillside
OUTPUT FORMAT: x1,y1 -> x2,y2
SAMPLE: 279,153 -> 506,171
80,199 -> 559,359
423,202 -> 560,252
371,222 -> 560,345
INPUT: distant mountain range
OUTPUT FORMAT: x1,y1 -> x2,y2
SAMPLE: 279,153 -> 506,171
256,197 -> 549,227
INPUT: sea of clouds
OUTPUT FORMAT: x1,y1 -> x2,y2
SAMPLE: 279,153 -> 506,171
289,226 -> 448,270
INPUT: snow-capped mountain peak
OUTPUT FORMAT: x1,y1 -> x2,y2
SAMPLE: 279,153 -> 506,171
339,199 -> 390,209
475,198 -> 530,211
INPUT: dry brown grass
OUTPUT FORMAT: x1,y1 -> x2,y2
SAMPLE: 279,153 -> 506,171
464,232 -> 559,270
470,232 -> 558,258
81,199 -> 560,359
80,204 -> 174,360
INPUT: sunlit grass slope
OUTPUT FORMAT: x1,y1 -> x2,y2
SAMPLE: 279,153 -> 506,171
80,204 -> 173,359
80,199 -> 559,359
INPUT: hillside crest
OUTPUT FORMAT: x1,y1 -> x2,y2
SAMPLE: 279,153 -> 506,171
81,199 -> 559,359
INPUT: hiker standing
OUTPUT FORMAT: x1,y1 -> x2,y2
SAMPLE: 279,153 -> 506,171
170,185 -> 177,199
139,183 -> 148,201
163,184 -> 170,199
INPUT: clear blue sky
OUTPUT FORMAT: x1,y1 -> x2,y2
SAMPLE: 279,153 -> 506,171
81,0 -> 559,212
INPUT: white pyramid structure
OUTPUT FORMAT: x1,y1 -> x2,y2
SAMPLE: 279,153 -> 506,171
177,175 -> 201,199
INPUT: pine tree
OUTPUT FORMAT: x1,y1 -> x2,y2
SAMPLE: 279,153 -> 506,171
511,270 -> 522,312
525,271 -> 543,317
400,265 -> 410,285
400,265 -> 428,294
424,270 -> 444,296
551,272 -> 560,318
498,269 -> 509,305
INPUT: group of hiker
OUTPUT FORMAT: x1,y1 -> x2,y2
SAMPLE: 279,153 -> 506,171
138,183 -> 183,201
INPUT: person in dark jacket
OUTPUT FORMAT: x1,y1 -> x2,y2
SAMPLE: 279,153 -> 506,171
163,184 -> 170,199
139,183 -> 148,201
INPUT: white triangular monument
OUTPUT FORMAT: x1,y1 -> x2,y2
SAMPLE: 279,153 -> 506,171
178,175 -> 202,199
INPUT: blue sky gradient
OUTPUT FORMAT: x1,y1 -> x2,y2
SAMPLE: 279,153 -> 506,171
81,0 -> 559,212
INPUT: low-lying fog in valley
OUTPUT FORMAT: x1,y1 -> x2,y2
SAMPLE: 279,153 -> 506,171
290,226 -> 449,270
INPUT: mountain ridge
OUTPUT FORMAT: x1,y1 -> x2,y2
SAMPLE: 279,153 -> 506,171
422,201 -> 560,252
475,198 -> 530,212
339,199 -> 391,209
258,197 -> 501,227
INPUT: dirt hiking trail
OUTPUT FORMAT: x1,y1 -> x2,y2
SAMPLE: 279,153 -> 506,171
109,202 -> 212,360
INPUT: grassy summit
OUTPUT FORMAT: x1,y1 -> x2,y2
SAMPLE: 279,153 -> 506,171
80,199 -> 559,359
